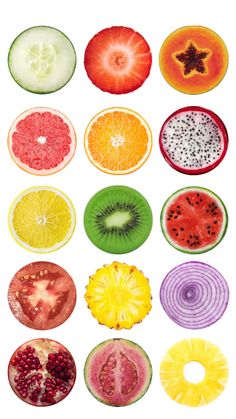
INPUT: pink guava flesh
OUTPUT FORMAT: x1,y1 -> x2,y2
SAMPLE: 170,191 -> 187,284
84,339 -> 152,406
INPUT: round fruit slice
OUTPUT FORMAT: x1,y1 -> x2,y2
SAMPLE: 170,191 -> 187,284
159,106 -> 228,174
159,26 -> 228,94
8,26 -> 76,94
9,186 -> 76,253
160,261 -> 229,329
8,107 -> 76,175
8,261 -> 76,330
84,26 -> 152,94
160,338 -> 228,406
84,107 -> 152,174
160,187 -> 228,254
85,262 -> 151,329
8,338 -> 76,406
84,186 -> 152,254
84,338 -> 152,406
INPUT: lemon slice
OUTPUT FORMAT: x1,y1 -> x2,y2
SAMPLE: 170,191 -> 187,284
9,186 -> 76,253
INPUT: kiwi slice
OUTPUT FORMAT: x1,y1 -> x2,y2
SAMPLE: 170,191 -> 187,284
84,186 -> 153,254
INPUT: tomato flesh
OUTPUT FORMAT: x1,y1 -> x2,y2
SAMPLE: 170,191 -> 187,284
8,262 -> 76,330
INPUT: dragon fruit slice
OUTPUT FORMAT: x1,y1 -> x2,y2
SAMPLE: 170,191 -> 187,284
159,106 -> 228,175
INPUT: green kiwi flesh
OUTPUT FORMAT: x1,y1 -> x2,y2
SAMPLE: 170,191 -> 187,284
84,186 -> 153,254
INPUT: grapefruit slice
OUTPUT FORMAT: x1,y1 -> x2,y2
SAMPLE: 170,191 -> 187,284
8,108 -> 76,175
84,26 -> 152,94
160,187 -> 228,254
8,186 -> 76,253
84,107 -> 152,174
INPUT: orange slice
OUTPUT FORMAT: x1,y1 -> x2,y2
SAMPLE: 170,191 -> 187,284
84,107 -> 152,174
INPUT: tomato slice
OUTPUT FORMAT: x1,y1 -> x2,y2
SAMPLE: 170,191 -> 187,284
8,262 -> 76,330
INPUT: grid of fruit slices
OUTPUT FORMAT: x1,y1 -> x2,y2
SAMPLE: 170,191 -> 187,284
6,22 -> 230,410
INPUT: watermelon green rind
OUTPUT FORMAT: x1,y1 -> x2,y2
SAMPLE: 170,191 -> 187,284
160,186 -> 228,254
8,25 -> 77,94
84,338 -> 152,407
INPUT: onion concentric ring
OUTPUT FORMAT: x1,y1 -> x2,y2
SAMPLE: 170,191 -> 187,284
160,261 -> 229,329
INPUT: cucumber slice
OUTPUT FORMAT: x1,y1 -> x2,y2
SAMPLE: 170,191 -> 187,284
8,26 -> 76,94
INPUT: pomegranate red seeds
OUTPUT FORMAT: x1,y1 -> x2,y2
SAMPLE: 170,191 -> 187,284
8,339 -> 76,406
84,26 -> 152,94
8,261 -> 76,330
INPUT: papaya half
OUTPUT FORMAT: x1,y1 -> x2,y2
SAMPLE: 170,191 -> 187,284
159,26 -> 228,94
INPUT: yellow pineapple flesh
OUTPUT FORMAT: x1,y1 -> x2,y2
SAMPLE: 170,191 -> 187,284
160,338 -> 228,407
85,262 -> 152,329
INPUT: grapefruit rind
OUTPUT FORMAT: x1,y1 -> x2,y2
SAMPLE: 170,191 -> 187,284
8,107 -> 77,176
84,107 -> 152,175
8,186 -> 76,253
84,338 -> 152,407
160,186 -> 228,254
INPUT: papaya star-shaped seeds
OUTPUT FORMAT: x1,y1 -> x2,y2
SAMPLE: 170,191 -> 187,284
174,41 -> 211,77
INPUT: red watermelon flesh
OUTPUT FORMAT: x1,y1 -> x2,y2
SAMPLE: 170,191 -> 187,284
162,188 -> 227,253
8,107 -> 76,175
84,339 -> 152,406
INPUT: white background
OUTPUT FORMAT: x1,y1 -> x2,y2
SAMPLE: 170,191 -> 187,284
0,0 -> 235,417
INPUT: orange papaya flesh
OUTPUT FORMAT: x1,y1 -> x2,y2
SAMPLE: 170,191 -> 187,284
159,26 -> 228,94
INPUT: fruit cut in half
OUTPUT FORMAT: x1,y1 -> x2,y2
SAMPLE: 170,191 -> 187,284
159,26 -> 228,94
84,338 -> 152,406
160,338 -> 228,406
9,186 -> 76,253
84,107 -> 152,174
8,261 -> 76,330
8,338 -> 76,406
8,26 -> 76,93
84,186 -> 152,254
8,107 -> 76,175
85,262 -> 152,329
84,26 -> 152,94
159,106 -> 228,174
160,187 -> 228,254
160,261 -> 229,329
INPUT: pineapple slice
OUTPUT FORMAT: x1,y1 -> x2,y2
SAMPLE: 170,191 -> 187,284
85,262 -> 152,329
160,338 -> 228,407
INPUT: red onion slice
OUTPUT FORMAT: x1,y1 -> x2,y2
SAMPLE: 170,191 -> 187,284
160,261 -> 229,329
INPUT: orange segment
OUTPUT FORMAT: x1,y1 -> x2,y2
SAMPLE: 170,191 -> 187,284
84,107 -> 152,174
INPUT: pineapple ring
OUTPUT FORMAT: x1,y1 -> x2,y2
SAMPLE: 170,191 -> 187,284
160,338 -> 228,407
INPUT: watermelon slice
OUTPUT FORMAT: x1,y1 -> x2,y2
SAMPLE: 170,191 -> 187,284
159,106 -> 228,175
8,107 -> 76,175
161,187 -> 228,253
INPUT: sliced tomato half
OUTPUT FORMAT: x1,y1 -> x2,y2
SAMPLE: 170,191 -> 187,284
8,261 -> 76,330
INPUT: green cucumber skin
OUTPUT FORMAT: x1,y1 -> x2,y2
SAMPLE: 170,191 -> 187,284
160,186 -> 228,254
8,25 -> 77,94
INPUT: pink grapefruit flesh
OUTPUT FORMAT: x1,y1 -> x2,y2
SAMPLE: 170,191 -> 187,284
8,107 -> 76,175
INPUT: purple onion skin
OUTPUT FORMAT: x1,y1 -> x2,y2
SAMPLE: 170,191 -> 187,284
160,261 -> 229,329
